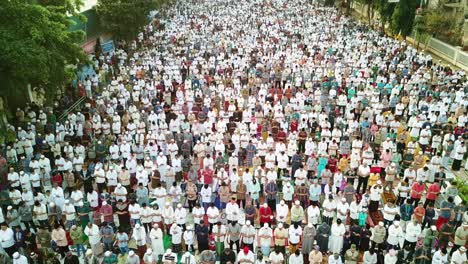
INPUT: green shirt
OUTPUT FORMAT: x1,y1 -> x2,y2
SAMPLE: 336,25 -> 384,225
103,254 -> 118,264
70,226 -> 84,244
291,206 -> 304,222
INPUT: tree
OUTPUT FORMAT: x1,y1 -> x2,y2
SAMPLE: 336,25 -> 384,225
357,0 -> 378,25
0,0 -> 87,109
377,0 -> 396,33
96,0 -> 165,41
390,0 -> 418,38
415,8 -> 462,47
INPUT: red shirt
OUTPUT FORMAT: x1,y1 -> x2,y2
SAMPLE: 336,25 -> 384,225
426,183 -> 440,201
277,131 -> 287,142
259,207 -> 272,224
52,173 -> 63,187
410,183 -> 425,199
100,204 -> 113,223
290,121 -> 298,133
201,169 -> 213,185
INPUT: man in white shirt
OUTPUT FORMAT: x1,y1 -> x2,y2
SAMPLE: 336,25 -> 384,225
432,248 -> 448,264
258,223 -> 273,257
336,198 -> 349,222
12,252 -> 28,264
174,203 -> 187,229
169,223 -> 182,253
84,222 -> 101,255
128,201 -> 141,226
240,220 -> 256,251
404,219 -> 421,249
369,181 -> 383,212
451,246 -> 467,264
63,200 -> 76,228
237,246 -> 255,264
276,200 -> 289,224
269,247 -> 285,264
383,201 -> 399,227
0,223 -> 15,257
386,221 -> 403,250
225,197 -> 240,224
7,168 -> 20,191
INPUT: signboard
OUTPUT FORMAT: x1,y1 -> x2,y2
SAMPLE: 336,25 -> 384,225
101,40 -> 115,53
388,0 -> 399,2
82,39 -> 97,54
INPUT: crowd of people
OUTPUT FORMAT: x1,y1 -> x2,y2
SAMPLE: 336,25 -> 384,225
1,0 -> 468,263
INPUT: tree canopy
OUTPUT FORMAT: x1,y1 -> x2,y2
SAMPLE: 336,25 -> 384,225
0,0 -> 87,107
390,0 -> 418,38
96,0 -> 164,41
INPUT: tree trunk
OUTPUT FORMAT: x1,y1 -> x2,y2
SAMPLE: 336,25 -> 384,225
367,4 -> 370,25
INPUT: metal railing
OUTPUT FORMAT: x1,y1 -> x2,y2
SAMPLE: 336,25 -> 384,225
58,96 -> 86,122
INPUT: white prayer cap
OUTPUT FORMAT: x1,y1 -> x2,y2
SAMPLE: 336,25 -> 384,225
13,252 -> 19,259
105,251 -> 111,257
102,201 -> 107,206
129,250 -> 135,256
146,248 -> 152,254
135,223 -> 141,228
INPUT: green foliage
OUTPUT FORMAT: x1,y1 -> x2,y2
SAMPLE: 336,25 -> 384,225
390,0 -> 418,37
0,0 -> 87,108
453,178 -> 468,203
377,0 -> 396,29
96,0 -> 164,41
415,8 -> 463,46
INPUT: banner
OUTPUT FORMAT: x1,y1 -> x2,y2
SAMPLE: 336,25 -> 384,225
101,40 -> 115,53
82,39 -> 97,54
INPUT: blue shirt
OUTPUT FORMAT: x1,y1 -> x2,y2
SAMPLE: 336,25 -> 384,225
116,232 -> 128,247
309,185 -> 321,201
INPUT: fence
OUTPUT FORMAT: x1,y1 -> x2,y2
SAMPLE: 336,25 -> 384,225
351,2 -> 468,71
424,37 -> 468,71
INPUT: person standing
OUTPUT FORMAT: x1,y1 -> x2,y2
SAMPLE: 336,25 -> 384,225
301,223 -> 316,256
70,225 -> 85,257
370,222 -> 386,252
84,222 -> 101,256
329,219 -> 346,254
196,221 -> 209,252
51,224 -> 69,257
404,219 -> 422,249
452,141 -> 466,171
309,246 -> 323,264
0,222 -> 15,257
345,244 -> 359,264
316,222 -> 330,254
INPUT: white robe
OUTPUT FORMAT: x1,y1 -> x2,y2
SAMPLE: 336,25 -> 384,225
149,228 -> 165,256
51,187 -> 65,210
329,223 -> 345,254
